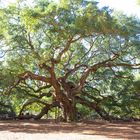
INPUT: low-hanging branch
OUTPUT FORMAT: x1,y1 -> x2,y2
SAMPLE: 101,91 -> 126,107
18,98 -> 51,116
5,71 -> 51,95
22,81 -> 52,93
78,55 -> 140,90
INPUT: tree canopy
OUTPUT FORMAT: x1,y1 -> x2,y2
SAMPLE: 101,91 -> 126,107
0,0 -> 140,121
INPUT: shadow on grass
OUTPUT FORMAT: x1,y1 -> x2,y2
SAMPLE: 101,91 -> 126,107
0,120 -> 139,139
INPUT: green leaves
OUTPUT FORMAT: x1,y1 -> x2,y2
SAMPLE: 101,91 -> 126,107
20,8 -> 40,32
133,75 -> 140,92
0,0 -> 140,120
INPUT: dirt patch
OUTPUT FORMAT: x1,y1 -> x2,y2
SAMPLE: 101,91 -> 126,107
0,120 -> 139,140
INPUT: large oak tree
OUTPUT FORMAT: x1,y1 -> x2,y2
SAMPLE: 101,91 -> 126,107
0,0 -> 140,121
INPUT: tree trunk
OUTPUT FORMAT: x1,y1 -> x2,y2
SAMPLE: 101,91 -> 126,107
63,104 -> 76,121
60,98 -> 77,122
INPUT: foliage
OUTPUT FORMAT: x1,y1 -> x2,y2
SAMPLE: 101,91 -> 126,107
0,0 -> 140,121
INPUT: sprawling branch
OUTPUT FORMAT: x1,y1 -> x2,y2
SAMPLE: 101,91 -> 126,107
80,36 -> 99,61
62,64 -> 88,81
55,36 -> 82,63
77,52 -> 140,90
34,101 -> 60,120
81,91 -> 101,103
17,86 -> 50,99
78,58 -> 113,90
76,96 -> 110,120
5,71 -> 51,95
38,63 -> 52,73
55,37 -> 74,63
18,71 -> 51,83
26,33 -> 41,59
18,98 -> 50,116
22,81 -> 51,93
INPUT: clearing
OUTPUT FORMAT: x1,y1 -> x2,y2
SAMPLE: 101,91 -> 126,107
0,120 -> 139,140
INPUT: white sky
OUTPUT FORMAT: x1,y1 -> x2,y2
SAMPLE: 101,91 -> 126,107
1,0 -> 140,18
97,0 -> 140,18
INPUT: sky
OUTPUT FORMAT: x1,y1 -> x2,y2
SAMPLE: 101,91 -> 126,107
1,0 -> 140,18
97,0 -> 140,18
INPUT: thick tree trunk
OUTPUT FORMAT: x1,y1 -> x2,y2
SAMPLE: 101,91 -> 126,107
58,94 -> 77,122
63,102 -> 76,121
56,80 -> 78,121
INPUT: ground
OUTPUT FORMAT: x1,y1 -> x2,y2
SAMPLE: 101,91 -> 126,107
0,120 -> 139,140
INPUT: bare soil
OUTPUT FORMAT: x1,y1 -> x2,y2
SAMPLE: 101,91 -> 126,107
0,120 -> 139,140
